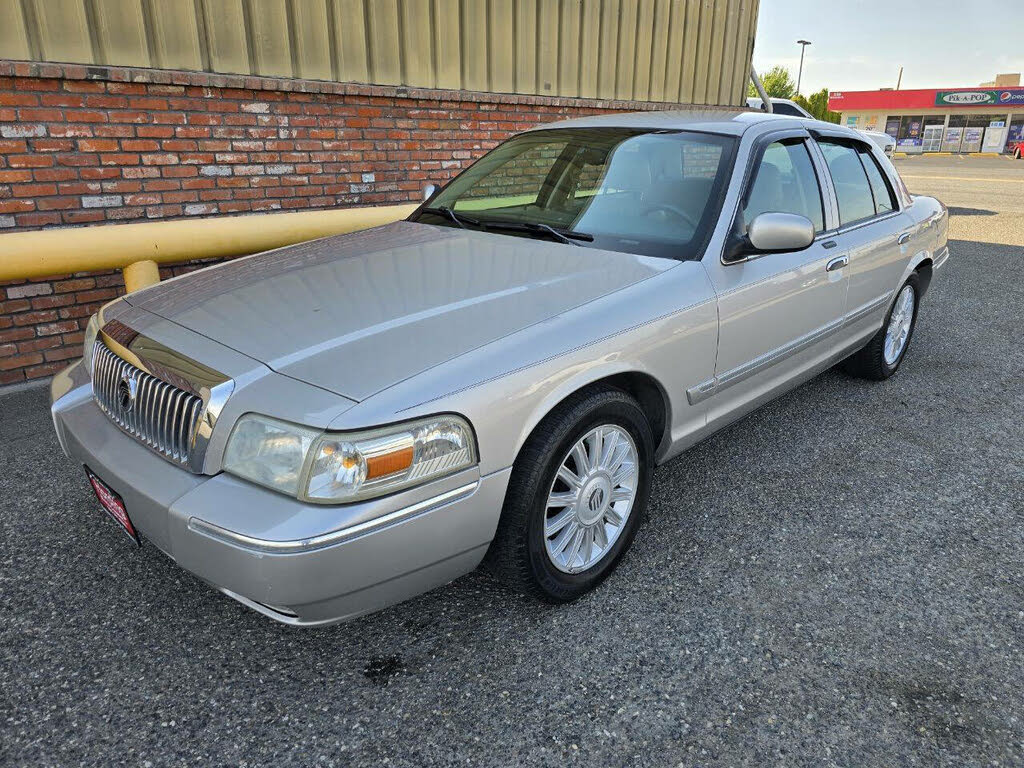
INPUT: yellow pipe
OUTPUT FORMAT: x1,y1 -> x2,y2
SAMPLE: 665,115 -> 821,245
123,259 -> 160,292
0,204 -> 418,283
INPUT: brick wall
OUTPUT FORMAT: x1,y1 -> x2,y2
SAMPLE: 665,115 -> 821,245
0,60 -> 716,386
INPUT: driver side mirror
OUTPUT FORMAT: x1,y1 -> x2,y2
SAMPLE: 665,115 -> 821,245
422,183 -> 439,201
724,212 -> 815,263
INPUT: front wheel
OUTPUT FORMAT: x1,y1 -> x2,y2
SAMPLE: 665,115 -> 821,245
841,273 -> 920,380
483,386 -> 654,602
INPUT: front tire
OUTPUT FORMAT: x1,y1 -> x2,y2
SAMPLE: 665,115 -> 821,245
483,386 -> 654,602
842,273 -> 920,380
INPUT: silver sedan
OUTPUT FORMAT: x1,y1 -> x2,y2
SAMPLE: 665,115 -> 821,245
51,110 -> 949,625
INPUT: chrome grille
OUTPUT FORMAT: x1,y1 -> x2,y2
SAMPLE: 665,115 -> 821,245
92,341 -> 204,467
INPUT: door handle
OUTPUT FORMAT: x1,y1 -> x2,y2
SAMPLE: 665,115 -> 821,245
897,232 -> 911,245
826,255 -> 849,272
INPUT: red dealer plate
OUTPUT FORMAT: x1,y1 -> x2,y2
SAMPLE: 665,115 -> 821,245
85,467 -> 140,546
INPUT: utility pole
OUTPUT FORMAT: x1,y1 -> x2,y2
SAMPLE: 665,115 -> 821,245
895,66 -> 903,90
796,40 -> 812,95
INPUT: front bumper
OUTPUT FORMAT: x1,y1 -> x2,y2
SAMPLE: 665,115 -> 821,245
51,362 -> 510,626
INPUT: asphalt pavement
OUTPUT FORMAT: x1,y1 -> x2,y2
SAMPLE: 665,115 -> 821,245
2,159 -> 1023,766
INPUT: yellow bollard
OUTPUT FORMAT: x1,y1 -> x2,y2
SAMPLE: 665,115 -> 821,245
122,259 -> 161,293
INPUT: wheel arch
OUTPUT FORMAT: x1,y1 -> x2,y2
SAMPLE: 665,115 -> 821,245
914,257 -> 934,296
511,366 -> 672,469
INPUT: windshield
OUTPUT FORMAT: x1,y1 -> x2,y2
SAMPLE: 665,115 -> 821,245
410,127 -> 737,260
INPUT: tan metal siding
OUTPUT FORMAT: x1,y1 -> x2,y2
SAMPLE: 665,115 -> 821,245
2,0 -> 758,106
0,0 -> 33,61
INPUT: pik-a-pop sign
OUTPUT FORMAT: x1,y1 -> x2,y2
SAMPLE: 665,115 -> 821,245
935,89 -> 1024,106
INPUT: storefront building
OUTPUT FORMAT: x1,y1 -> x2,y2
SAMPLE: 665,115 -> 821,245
828,78 -> 1024,155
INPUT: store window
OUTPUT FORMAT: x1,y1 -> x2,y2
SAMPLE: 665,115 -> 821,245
962,113 -> 1006,153
896,115 -> 924,149
942,114 -> 968,152
1008,115 -> 1024,154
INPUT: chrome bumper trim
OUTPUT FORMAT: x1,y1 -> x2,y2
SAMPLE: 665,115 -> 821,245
188,481 -> 480,554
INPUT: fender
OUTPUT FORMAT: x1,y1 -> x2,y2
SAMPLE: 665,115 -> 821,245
508,359 -> 674,469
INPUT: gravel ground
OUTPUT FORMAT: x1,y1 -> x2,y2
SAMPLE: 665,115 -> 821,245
2,170 -> 1024,765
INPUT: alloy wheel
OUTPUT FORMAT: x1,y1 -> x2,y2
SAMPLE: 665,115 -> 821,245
884,284 -> 916,365
543,425 -> 639,574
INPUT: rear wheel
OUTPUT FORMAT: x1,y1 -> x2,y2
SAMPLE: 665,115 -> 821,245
841,273 -> 920,380
484,386 -> 654,602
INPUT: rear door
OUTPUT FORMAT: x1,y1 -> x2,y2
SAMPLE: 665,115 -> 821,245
811,136 -> 908,338
699,130 -> 849,427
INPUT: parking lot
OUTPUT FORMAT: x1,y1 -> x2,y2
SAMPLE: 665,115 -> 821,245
2,156 -> 1023,766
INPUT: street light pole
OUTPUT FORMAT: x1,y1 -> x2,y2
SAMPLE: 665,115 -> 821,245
796,39 -> 812,95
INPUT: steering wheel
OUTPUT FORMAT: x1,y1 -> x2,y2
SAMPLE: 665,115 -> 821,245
642,204 -> 699,230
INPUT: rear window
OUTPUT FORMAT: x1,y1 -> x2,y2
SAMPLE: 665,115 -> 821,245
858,148 -> 897,214
818,140 -> 876,225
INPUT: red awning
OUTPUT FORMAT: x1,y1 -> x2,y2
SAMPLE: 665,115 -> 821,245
829,87 -> 1024,111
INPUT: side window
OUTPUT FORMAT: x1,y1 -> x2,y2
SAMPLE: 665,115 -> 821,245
818,140 -> 876,225
742,139 -> 824,232
858,148 -> 897,214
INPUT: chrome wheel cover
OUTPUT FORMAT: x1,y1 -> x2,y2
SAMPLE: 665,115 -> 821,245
884,284 -> 915,366
543,425 -> 639,574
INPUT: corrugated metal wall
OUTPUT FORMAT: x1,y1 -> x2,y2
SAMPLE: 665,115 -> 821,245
0,0 -> 758,105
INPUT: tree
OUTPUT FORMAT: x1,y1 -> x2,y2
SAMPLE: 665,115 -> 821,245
795,88 -> 840,124
748,65 -> 797,99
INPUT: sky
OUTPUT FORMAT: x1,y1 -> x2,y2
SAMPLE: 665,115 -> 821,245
752,0 -> 1024,94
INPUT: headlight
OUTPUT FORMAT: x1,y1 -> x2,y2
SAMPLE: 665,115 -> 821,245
82,312 -> 101,374
222,413 -> 476,504
222,415 -> 319,497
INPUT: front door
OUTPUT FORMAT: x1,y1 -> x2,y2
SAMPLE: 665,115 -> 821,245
700,136 -> 849,429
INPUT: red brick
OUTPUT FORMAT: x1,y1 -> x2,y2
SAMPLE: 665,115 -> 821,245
0,299 -> 31,314
11,182 -> 57,197
0,353 -> 43,371
8,154 -> 53,168
0,200 -> 35,213
52,278 -> 95,294
17,336 -> 62,353
0,327 -> 35,343
25,361 -> 69,378
77,138 -> 119,152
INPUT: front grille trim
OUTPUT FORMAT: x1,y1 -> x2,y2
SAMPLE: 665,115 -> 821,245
92,341 -> 205,469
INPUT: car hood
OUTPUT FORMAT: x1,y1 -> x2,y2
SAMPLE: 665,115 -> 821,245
125,221 -> 675,401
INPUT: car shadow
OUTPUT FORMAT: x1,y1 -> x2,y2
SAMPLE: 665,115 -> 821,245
946,206 -> 997,217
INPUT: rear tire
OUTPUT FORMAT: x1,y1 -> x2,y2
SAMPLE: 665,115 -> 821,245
841,273 -> 920,380
483,386 -> 654,603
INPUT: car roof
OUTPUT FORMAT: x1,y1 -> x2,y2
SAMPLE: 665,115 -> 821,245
530,109 -> 861,139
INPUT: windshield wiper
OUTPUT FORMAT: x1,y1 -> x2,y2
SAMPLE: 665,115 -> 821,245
480,220 -> 594,246
419,206 -> 480,229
